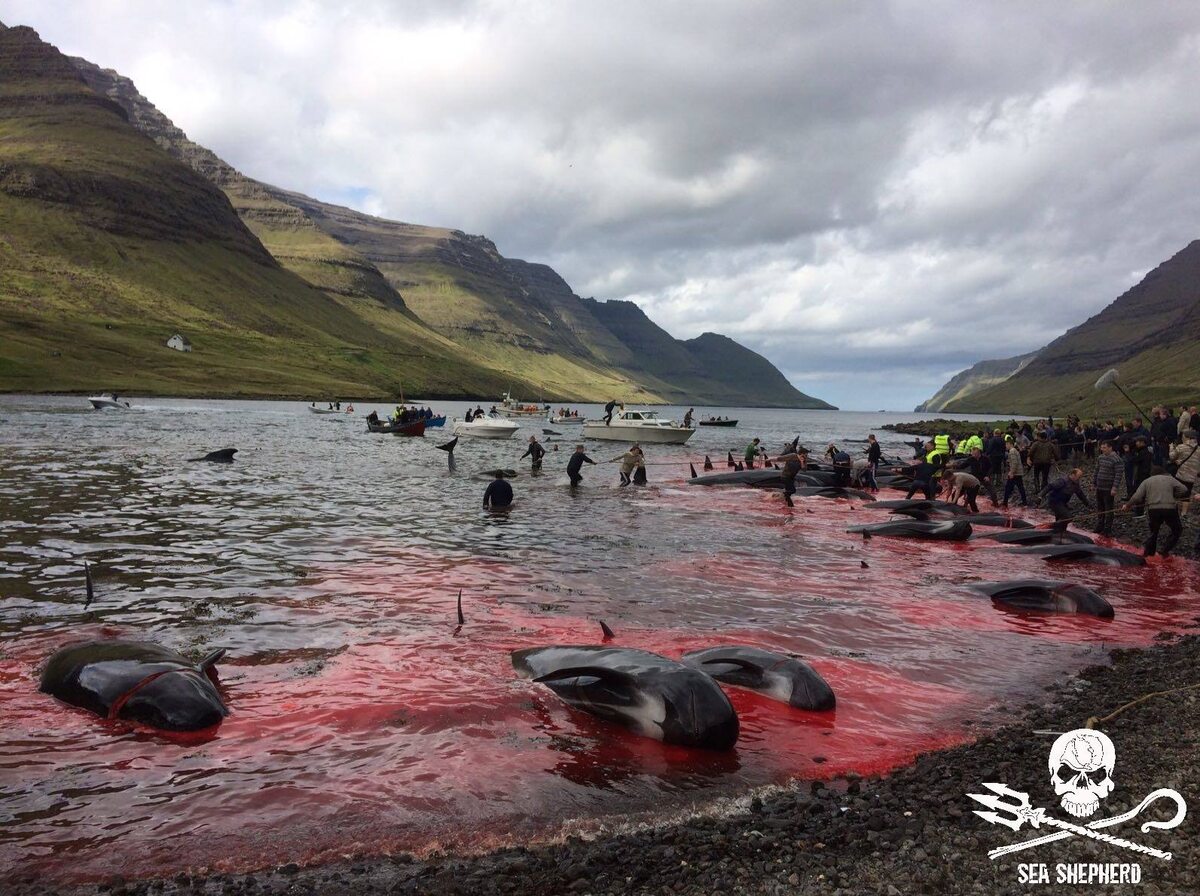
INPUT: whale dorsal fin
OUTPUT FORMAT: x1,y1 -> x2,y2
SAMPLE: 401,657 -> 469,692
198,648 -> 226,671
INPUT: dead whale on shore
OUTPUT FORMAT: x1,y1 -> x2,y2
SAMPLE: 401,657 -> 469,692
40,641 -> 229,731
966,580 -> 1114,617
512,646 -> 739,750
187,448 -> 237,463
870,499 -> 969,515
897,510 -> 1033,528
1010,544 -> 1145,566
681,646 -> 836,711
791,487 -> 877,502
687,469 -> 835,489
847,519 -> 973,541
975,529 -> 1095,546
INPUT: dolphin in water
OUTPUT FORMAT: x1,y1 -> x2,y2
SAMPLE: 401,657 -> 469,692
436,436 -> 458,472
848,519 -> 973,541
40,641 -> 229,731
974,528 -> 1095,546
512,646 -> 739,750
966,580 -> 1114,617
791,487 -> 877,502
681,646 -> 835,710
188,448 -> 237,463
1009,544 -> 1145,566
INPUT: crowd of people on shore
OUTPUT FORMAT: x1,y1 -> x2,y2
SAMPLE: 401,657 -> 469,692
893,408 -> 1199,558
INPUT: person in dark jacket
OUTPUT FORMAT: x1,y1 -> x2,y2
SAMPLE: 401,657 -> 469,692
904,456 -> 941,500
566,445 -> 595,485
1092,440 -> 1123,535
521,435 -> 546,471
1123,466 -> 1188,557
778,451 -> 805,506
1027,431 -> 1059,491
1129,436 -> 1153,514
603,400 -> 620,425
864,434 -> 881,493
1043,468 -> 1090,533
483,471 -> 513,509
964,447 -> 998,505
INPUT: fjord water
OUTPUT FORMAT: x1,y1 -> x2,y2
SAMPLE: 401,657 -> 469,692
1,396 -> 1196,883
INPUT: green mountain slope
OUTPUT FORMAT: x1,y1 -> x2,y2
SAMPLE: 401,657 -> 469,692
0,22 -> 515,398
948,240 -> 1200,415
66,50 -> 829,407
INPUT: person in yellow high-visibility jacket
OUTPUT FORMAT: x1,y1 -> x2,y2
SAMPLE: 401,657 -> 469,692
927,433 -> 951,464
960,433 -> 984,455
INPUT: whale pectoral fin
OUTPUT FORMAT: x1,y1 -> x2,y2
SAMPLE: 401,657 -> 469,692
534,666 -> 638,688
700,657 -> 766,687
198,648 -> 226,672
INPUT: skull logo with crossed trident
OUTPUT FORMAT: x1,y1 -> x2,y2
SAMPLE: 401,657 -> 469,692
1049,728 -> 1115,818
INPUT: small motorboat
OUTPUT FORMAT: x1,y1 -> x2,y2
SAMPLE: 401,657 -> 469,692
549,414 -> 585,425
88,394 -> 131,410
426,415 -> 446,428
495,391 -> 545,418
698,418 -> 738,427
308,405 -> 343,415
581,408 -> 695,444
453,414 -> 521,439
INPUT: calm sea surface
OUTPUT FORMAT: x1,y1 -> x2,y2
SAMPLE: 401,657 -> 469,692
1,396 -> 1196,882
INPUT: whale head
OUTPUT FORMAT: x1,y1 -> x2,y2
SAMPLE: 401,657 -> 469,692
117,669 -> 229,731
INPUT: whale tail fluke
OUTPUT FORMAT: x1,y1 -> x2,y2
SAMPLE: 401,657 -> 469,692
600,619 -> 615,641
436,437 -> 458,453
84,561 -> 94,609
456,589 -> 465,625
704,455 -> 713,471
689,463 -> 698,478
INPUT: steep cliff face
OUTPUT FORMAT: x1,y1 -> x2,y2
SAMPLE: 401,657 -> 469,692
948,240 -> 1200,414
914,350 -> 1039,412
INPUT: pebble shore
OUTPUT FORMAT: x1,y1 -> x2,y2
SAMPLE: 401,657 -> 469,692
11,465 -> 1200,896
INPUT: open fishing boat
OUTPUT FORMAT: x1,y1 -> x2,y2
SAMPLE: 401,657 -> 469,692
367,418 -> 426,436
581,408 -> 695,444
308,405 -> 343,415
495,391 -> 545,418
698,418 -> 738,427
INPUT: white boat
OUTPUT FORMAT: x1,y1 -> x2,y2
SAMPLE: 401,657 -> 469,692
581,408 -> 695,444
88,394 -> 130,410
549,414 -> 585,425
308,405 -> 344,415
453,414 -> 521,439
495,391 -> 545,418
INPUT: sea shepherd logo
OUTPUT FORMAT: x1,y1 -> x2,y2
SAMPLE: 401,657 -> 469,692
967,728 -> 1187,885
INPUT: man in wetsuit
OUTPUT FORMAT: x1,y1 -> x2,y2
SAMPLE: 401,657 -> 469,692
483,471 -> 513,509
604,400 -> 619,425
521,435 -> 546,471
566,445 -> 595,485
778,451 -> 804,507
683,408 -> 694,428
864,435 -> 881,492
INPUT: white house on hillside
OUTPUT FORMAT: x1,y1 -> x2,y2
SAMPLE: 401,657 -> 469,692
167,333 -> 192,352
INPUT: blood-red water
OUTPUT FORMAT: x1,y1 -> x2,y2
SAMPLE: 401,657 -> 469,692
1,400 -> 1197,884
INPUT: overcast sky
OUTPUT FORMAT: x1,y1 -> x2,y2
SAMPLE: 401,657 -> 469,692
6,1 -> 1200,409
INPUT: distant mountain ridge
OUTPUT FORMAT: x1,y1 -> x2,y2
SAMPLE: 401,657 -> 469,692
59,46 -> 831,408
945,240 -> 1200,414
914,350 -> 1040,412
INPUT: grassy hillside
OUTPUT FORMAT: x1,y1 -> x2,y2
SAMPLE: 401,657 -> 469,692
949,240 -> 1200,415
0,24 -> 514,398
914,350 -> 1039,413
67,52 -> 830,407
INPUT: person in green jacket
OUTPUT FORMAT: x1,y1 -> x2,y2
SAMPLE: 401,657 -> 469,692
744,438 -> 761,470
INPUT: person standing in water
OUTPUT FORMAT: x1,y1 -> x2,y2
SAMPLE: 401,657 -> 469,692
483,471 -> 513,509
521,435 -> 546,471
864,434 -> 881,493
744,438 -> 761,470
612,445 -> 644,486
566,445 -> 595,485
778,450 -> 804,507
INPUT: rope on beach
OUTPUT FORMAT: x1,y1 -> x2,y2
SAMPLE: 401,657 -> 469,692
1085,683 -> 1200,730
